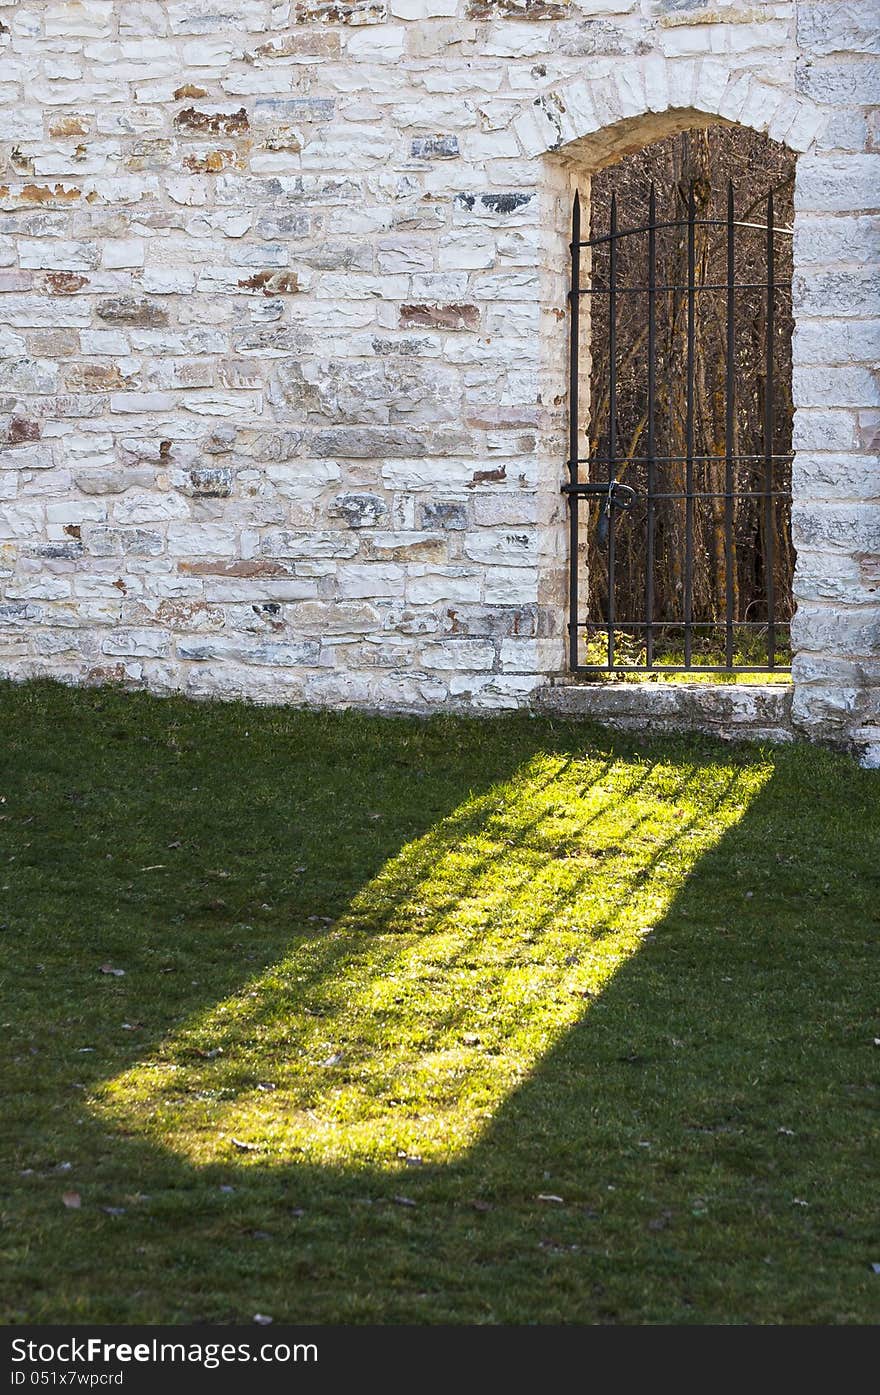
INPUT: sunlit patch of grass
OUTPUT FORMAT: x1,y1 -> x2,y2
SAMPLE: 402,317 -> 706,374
92,752 -> 771,1169
2,680 -> 877,1325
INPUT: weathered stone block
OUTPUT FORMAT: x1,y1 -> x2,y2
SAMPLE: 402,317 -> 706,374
102,629 -> 170,659
419,501 -> 468,531
114,492 -> 191,525
399,303 -> 480,330
331,493 -> 389,528
797,3 -> 880,58
259,530 -> 359,559
97,297 -> 169,327
421,638 -> 496,670
410,135 -> 460,160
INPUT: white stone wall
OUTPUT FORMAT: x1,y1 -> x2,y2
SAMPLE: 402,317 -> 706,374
0,1 -> 877,757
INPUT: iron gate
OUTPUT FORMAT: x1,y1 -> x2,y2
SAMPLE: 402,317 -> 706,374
564,180 -> 794,675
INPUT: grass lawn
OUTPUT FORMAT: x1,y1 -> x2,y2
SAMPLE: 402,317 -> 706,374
0,679 -> 877,1325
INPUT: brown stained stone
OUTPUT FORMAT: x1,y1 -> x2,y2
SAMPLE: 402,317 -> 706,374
237,270 -> 301,295
173,84 -> 208,100
97,296 -> 169,327
65,363 -> 126,391
11,149 -> 35,175
179,559 -> 294,578
85,663 -> 132,685
399,303 -> 480,330
16,184 -> 81,205
7,416 -> 41,444
253,31 -> 341,58
469,466 -> 507,486
44,271 -> 90,294
155,599 -> 221,628
30,330 -> 78,358
858,554 -> 880,585
183,149 -> 238,174
361,535 -> 448,564
48,116 -> 90,138
174,106 -> 249,136
262,131 -> 303,154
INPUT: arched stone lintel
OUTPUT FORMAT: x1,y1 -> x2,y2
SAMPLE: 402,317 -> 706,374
514,58 -> 828,168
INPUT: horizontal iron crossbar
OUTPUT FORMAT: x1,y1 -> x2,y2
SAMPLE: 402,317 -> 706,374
564,485 -> 791,501
581,215 -> 793,247
580,282 -> 792,295
583,621 -> 791,632
573,665 -> 792,674
570,452 -> 793,465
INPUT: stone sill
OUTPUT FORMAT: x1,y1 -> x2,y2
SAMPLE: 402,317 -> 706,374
532,678 -> 794,744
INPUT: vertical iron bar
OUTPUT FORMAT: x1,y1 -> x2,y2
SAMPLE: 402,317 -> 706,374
646,183 -> 657,669
764,189 -> 776,668
725,180 -> 735,668
568,190 -> 581,671
684,181 -> 696,668
607,190 -> 617,668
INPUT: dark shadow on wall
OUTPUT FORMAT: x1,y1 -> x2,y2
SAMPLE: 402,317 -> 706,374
1,682 -> 877,1324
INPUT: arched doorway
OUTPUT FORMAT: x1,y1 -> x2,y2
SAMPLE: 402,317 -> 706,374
566,125 -> 796,677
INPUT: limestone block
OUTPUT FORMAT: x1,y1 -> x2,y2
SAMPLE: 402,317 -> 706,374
448,672 -> 544,708
795,156 -> 880,214
792,453 -> 880,503
793,216 -> 879,267
45,3 -> 115,39
114,492 -> 191,525
420,638 -> 496,670
792,409 -> 860,452
792,502 -> 880,553
337,563 -> 409,598
791,605 -> 880,657
793,366 -> 880,409
797,2 -> 880,58
482,567 -> 539,604
796,57 -> 880,107
102,628 -> 170,658
793,318 -> 880,367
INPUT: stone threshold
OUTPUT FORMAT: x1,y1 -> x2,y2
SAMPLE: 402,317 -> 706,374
532,678 -> 794,744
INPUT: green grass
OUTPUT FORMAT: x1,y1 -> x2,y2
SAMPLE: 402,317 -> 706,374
0,679 -> 877,1325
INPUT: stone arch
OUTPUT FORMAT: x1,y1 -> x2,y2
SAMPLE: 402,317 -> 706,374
516,59 -> 828,162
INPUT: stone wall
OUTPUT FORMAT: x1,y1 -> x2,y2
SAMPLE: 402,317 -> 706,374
0,1 -> 877,762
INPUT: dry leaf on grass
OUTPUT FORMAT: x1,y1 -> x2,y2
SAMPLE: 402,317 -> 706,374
231,1137 -> 262,1153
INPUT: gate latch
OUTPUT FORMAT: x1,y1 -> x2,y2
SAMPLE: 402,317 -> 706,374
597,479 -> 636,545
561,478 -> 638,507
604,479 -> 637,515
